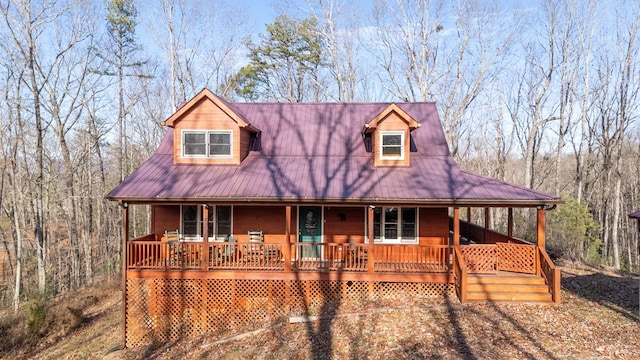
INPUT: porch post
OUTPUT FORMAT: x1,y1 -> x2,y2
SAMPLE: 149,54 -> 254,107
284,206 -> 292,272
120,201 -> 129,349
202,205 -> 209,270
507,208 -> 514,239
484,207 -> 489,243
453,207 -> 460,246
367,206 -> 375,274
536,207 -> 546,249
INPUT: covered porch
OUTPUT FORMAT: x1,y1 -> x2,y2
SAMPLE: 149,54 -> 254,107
122,204 -> 560,304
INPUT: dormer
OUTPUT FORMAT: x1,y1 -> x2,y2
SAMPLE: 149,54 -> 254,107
362,104 -> 420,167
164,89 -> 260,165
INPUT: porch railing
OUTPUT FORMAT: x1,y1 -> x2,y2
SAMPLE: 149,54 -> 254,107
458,243 -> 536,275
126,240 -> 452,274
452,217 -> 533,245
453,246 -> 468,302
538,247 -> 561,304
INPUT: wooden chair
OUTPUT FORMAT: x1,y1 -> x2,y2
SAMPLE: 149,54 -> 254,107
165,229 -> 180,242
348,239 -> 368,266
164,230 -> 181,265
216,236 -> 236,265
245,231 -> 263,262
248,231 -> 263,242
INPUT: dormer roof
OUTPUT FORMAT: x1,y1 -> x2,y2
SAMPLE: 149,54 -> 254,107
362,103 -> 421,134
164,88 -> 260,133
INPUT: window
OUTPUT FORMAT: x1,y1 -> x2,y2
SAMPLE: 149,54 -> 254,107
367,207 -> 417,244
181,205 -> 233,241
379,131 -> 404,160
182,130 -> 232,158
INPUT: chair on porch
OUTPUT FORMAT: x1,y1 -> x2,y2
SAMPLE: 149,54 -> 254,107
245,231 -> 264,262
214,236 -> 236,266
164,230 -> 181,265
348,239 -> 368,267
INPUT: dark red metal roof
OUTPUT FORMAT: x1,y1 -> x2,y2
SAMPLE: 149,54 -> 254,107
630,211 -> 640,219
107,101 -> 560,206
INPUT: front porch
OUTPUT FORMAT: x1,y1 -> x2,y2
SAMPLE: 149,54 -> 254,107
121,207 -> 560,346
125,217 -> 560,304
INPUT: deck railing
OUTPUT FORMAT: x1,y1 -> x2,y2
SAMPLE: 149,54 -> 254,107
452,217 -> 533,245
453,246 -> 468,302
538,247 -> 561,304
458,243 -> 536,275
127,240 -> 452,274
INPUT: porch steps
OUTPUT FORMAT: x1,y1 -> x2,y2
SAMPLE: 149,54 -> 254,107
465,272 -> 553,303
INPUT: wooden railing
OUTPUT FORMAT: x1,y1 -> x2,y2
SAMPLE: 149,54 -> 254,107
453,246 -> 468,302
458,243 -> 536,275
452,217 -> 533,245
127,240 -> 203,269
538,247 -> 561,304
127,240 -> 452,274
373,244 -> 450,273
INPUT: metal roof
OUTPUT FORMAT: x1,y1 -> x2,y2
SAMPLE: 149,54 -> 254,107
630,211 -> 640,219
107,100 -> 560,207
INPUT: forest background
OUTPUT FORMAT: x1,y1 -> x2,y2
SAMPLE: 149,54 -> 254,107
0,0 -> 638,316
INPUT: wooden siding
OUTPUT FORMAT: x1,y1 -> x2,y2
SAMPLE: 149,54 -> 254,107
173,97 -> 242,165
324,206 -> 365,244
152,205 -> 180,237
239,128 -> 252,161
418,208 -> 448,245
233,205 -> 298,243
151,205 -> 449,246
373,111 -> 411,167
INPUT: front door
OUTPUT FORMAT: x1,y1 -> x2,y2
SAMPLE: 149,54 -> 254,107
298,206 -> 322,258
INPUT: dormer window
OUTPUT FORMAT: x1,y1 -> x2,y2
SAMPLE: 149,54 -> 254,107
380,131 -> 404,160
182,130 -> 232,158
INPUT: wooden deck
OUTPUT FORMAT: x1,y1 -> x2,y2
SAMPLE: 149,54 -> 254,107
126,238 -> 559,303
122,237 -> 560,347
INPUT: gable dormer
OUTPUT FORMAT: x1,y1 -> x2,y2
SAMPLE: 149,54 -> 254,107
362,104 -> 420,167
164,89 -> 259,165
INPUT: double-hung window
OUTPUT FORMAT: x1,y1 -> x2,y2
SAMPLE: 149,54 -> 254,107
182,130 -> 232,158
368,207 -> 417,244
181,205 -> 233,241
379,131 -> 404,160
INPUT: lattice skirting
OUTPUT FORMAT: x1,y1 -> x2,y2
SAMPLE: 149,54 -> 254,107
125,278 -> 454,347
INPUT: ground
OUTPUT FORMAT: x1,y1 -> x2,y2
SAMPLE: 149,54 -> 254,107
2,262 -> 638,359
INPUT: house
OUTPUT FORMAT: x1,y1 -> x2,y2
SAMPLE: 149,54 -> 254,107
107,89 -> 562,346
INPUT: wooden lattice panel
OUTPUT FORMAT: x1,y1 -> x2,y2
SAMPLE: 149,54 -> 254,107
460,245 -> 497,273
374,281 -> 454,298
126,279 -> 155,346
125,278 -> 454,347
496,243 -> 536,274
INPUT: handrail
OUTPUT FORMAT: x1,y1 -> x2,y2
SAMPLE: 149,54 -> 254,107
453,246 -> 467,302
127,241 -> 453,274
538,247 -> 561,304
450,217 -> 534,245
129,234 -> 157,242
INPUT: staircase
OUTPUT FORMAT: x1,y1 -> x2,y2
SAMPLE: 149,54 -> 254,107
464,272 -> 553,303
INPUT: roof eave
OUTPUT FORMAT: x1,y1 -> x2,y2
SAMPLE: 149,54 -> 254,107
105,195 -> 563,208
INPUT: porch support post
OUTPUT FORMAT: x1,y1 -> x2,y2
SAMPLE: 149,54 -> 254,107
484,207 -> 489,243
367,206 -> 375,274
202,205 -> 209,270
453,207 -> 460,247
536,207 -> 546,249
507,208 -> 514,238
284,206 -> 292,272
120,201 -> 129,349
466,207 -> 471,222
